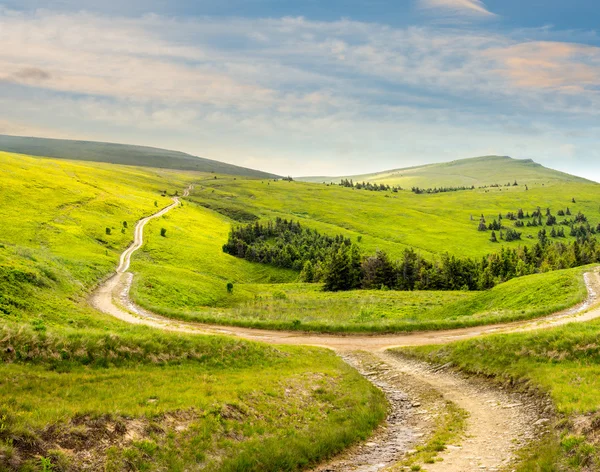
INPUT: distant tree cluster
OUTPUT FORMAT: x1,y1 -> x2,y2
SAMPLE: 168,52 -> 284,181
224,218 -> 600,293
412,186 -> 475,195
476,206 -> 595,241
483,181 -> 519,189
339,179 -> 402,192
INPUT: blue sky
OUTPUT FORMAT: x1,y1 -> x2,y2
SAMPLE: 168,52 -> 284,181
1,0 -> 599,179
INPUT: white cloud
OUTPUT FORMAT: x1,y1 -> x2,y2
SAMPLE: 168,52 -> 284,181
418,0 -> 496,17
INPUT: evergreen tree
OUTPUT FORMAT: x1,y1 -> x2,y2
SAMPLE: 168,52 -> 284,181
299,260 -> 315,282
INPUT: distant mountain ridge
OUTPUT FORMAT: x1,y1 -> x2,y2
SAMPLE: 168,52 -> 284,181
0,135 -> 280,178
299,155 -> 592,188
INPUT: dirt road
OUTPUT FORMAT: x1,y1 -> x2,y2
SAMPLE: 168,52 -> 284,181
90,194 -> 600,471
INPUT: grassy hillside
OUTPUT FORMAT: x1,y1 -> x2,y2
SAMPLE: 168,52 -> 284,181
0,134 -> 280,178
131,190 -> 590,332
300,155 -> 590,188
182,174 -> 600,260
0,151 -> 386,471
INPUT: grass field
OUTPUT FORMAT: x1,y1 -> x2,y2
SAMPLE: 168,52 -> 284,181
0,325 -> 385,471
0,151 -> 387,471
396,319 -> 600,470
185,169 -> 600,261
131,194 -> 590,332
3,149 -> 600,470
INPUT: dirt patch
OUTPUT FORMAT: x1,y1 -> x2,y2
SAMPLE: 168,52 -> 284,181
2,410 -> 199,471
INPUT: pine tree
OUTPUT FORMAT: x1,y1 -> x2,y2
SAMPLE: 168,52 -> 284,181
490,231 -> 498,243
300,260 -> 315,282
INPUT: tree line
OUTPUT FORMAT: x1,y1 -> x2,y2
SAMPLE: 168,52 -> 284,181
412,185 -> 475,194
339,179 -> 402,192
223,218 -> 600,292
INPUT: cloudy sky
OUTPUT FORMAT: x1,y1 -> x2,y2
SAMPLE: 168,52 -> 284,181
1,1 -> 600,179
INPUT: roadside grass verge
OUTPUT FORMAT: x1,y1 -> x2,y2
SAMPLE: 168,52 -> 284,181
394,318 -> 600,470
0,339 -> 386,471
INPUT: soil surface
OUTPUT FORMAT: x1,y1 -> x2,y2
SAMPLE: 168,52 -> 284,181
90,194 -> 600,471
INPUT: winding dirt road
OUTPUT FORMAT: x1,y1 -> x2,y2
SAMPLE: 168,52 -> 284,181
90,194 -> 600,472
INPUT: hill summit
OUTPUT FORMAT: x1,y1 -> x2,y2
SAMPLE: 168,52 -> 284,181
299,155 -> 590,188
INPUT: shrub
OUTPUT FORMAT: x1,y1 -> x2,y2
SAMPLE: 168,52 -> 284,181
160,228 -> 167,237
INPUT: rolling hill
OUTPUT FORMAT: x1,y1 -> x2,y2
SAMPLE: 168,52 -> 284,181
0,134 -> 280,178
3,147 -> 600,470
299,155 -> 591,188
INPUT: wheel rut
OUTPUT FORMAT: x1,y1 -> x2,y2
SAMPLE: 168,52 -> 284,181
90,190 -> 600,471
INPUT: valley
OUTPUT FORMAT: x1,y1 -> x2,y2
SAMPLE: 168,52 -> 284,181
1,144 -> 600,471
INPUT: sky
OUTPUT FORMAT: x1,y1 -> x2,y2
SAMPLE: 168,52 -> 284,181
1,1 -> 600,179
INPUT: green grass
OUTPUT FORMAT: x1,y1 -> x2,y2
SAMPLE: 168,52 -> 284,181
185,171 -> 600,261
3,148 -> 600,469
0,331 -> 386,471
131,196 -> 590,332
395,318 -> 600,470
0,151 -> 387,471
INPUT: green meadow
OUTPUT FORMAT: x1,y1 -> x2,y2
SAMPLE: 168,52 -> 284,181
0,151 -> 386,471
183,166 -> 600,260
131,171 -> 592,332
2,148 -> 600,471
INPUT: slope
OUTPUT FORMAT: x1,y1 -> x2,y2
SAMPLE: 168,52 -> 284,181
0,134 -> 280,178
0,151 -> 383,471
299,155 -> 590,188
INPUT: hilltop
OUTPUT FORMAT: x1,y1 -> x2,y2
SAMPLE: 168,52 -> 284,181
0,134 -> 280,178
299,155 -> 590,188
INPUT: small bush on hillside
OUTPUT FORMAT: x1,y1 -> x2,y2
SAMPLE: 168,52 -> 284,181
105,227 -> 111,235
160,228 -> 167,237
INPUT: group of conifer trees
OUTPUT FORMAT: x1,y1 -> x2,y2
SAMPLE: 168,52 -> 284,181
222,218 -> 351,271
411,185 -> 475,194
477,207 -> 598,243
223,218 -> 600,292
339,179 -> 402,192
